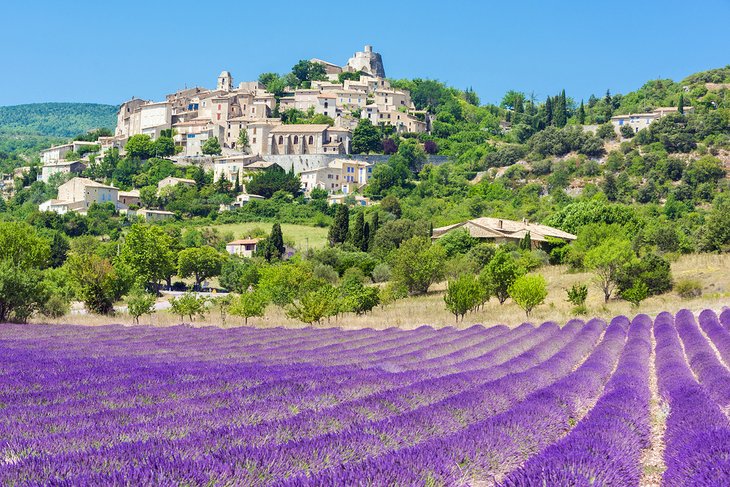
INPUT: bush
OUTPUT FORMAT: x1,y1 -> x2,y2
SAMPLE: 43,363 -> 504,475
508,274 -> 548,317
675,279 -> 703,299
479,249 -> 525,304
436,228 -> 477,257
617,253 -> 673,297
444,274 -> 483,322
40,293 -> 70,319
219,258 -> 260,293
287,285 -> 339,325
621,280 -> 649,307
169,292 -> 207,322
566,283 -> 588,315
313,263 -> 339,284
371,263 -> 391,283
379,281 -> 408,306
620,124 -> 635,139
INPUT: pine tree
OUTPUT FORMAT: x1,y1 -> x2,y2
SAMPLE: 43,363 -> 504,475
328,204 -> 350,246
270,223 -> 285,259
368,212 -> 379,251
678,93 -> 685,115
577,100 -> 586,124
351,212 -> 366,251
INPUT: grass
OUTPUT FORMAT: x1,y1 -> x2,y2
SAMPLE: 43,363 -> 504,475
36,253 -> 730,330
206,222 -> 328,250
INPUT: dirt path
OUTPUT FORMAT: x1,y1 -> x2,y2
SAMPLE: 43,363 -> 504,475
640,329 -> 667,487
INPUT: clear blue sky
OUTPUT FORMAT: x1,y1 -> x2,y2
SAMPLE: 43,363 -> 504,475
3,0 -> 728,107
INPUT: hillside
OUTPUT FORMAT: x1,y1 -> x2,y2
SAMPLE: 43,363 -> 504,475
0,102 -> 117,138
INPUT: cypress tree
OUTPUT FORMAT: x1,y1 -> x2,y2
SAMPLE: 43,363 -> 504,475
233,174 -> 241,194
519,231 -> 532,250
352,212 -> 366,251
678,93 -> 685,115
328,204 -> 350,246
368,212 -> 379,251
545,96 -> 553,125
554,89 -> 567,127
269,223 -> 285,259
363,222 -> 370,252
577,100 -> 586,124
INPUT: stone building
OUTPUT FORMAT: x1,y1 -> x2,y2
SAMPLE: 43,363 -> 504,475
39,177 -> 122,214
344,45 -> 385,78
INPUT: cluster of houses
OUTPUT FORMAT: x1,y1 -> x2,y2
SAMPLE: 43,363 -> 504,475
109,45 -> 425,160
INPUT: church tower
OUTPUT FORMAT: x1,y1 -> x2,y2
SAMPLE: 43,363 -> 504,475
217,71 -> 233,92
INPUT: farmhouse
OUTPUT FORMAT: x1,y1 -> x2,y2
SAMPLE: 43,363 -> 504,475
432,217 -> 576,248
226,238 -> 261,258
38,177 -> 123,215
157,176 -> 197,191
610,106 -> 694,134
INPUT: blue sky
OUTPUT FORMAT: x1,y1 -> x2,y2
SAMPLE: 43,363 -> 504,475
2,0 -> 728,107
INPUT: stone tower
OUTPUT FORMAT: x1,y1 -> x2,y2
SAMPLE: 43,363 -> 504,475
217,71 -> 233,92
344,45 -> 385,78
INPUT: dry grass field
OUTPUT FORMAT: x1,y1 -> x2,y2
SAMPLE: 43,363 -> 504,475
37,253 -> 730,330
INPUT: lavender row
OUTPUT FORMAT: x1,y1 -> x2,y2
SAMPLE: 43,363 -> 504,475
697,309 -> 730,369
674,308 -> 730,408
284,319 -> 626,486
500,314 -> 651,486
654,310 -> 730,487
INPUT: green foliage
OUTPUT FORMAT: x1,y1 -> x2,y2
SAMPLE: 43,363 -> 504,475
339,277 -> 380,315
444,273 -> 483,321
125,134 -> 154,159
219,258 -> 260,293
121,224 -> 176,288
509,274 -> 548,317
436,228 -> 477,257
0,103 -> 116,138
352,119 -> 382,154
675,279 -> 703,299
66,252 -> 122,315
202,137 -> 222,155
566,283 -> 588,307
328,204 -> 350,246
621,280 -> 649,307
247,166 -> 302,198
169,292 -> 207,322
287,285 -> 339,325
584,238 -> 634,302
229,290 -> 268,325
479,249 -> 525,304
0,221 -> 51,268
0,261 -> 47,323
177,246 -> 224,288
390,236 -> 446,295
617,252 -> 673,297
126,287 -> 156,324
257,260 -> 315,306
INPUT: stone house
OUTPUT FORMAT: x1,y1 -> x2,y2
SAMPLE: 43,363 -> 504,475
40,141 -> 99,165
157,176 -> 197,191
432,217 -> 576,248
40,160 -> 87,183
268,124 -> 351,155
226,238 -> 261,258
300,158 -> 371,194
39,177 -> 122,214
610,107 -> 694,134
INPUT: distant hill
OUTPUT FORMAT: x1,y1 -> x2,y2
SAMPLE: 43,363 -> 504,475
0,103 -> 117,138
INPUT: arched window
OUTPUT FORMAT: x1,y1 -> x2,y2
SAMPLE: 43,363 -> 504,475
308,136 -> 314,145
324,101 -> 329,108
278,136 -> 283,144
293,135 -> 299,144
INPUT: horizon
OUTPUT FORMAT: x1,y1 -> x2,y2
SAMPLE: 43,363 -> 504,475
2,0 -> 729,107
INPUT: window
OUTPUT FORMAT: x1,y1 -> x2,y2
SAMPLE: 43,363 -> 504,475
217,113 -> 221,120
278,136 -> 283,144
324,101 -> 329,108
294,136 -> 299,144
308,136 -> 314,144
253,127 -> 257,134
252,138 -> 256,144
218,104 -> 221,110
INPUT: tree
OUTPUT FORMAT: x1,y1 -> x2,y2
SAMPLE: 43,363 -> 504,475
229,290 -> 268,325
201,137 -> 222,155
622,280 -> 649,307
287,285 -> 339,325
584,238 -> 634,302
444,274 -> 483,322
390,236 -> 446,295
352,119 -> 382,154
678,93 -> 685,115
351,212 -> 367,251
219,258 -> 259,293
125,134 -> 154,159
602,173 -> 618,201
328,204 -> 350,246
339,277 -> 380,315
126,287 -> 156,324
169,292 -> 207,322
66,252 -> 120,315
153,136 -> 175,157
368,212 -> 379,251
0,261 -> 47,323
0,221 -> 50,268
177,246 -> 224,290
120,224 -> 176,290
479,249 -> 525,304
247,166 -> 302,198
237,130 -> 250,153
380,195 -> 402,218
269,223 -> 285,258
566,283 -> 588,314
577,100 -> 586,124
509,274 -> 548,317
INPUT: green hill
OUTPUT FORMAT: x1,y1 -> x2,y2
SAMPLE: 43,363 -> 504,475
0,102 -> 117,138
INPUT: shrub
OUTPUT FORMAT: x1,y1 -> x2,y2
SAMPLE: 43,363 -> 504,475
479,249 -> 525,304
620,124 -> 635,139
509,274 -> 548,317
371,263 -> 391,283
169,292 -> 207,322
675,279 -> 703,299
621,280 -> 649,307
379,281 -> 408,306
313,263 -> 339,284
40,293 -> 70,319
566,283 -> 588,315
287,285 -> 339,325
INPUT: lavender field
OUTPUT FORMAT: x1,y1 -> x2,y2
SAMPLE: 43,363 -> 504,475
2,309 -> 730,485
